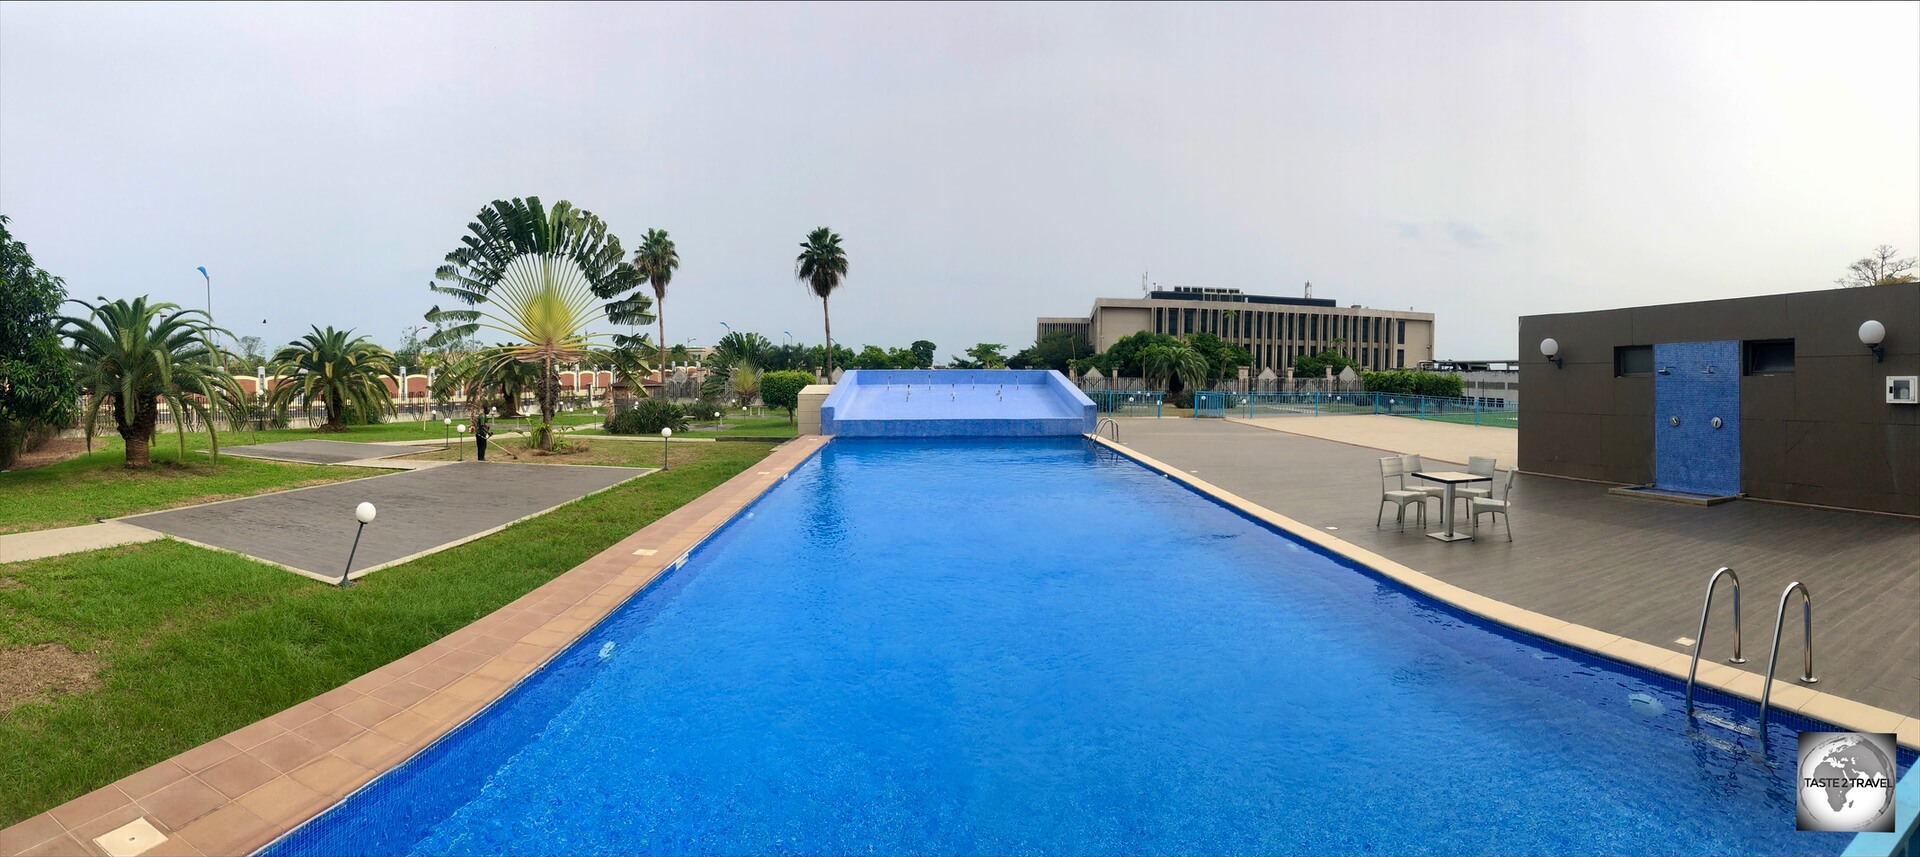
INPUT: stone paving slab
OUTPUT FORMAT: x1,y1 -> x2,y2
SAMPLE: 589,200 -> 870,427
219,441 -> 424,466
1225,413 -> 1517,468
119,462 -> 646,581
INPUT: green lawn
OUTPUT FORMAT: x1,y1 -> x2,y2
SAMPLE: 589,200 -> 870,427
0,440 -> 775,826
401,432 -> 750,469
0,437 -> 375,535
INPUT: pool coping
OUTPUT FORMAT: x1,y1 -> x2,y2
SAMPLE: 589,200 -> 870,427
0,436 -> 829,857
1087,435 -> 1920,753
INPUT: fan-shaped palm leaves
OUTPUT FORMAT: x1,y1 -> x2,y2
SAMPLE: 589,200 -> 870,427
1141,343 -> 1209,398
794,228 -> 848,378
266,327 -> 396,431
427,197 -> 646,449
60,296 -> 242,468
629,229 -> 678,379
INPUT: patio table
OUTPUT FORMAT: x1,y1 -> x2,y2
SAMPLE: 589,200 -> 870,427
1412,470 -> 1492,542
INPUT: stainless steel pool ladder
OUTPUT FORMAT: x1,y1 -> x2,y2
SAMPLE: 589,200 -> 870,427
1683,567 -> 1746,718
1095,418 -> 1120,442
1755,582 -> 1816,747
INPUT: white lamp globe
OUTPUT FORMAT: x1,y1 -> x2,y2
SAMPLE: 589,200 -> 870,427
355,502 -> 377,524
661,427 -> 672,438
1540,338 -> 1560,358
1859,319 -> 1886,346
443,417 -> 452,426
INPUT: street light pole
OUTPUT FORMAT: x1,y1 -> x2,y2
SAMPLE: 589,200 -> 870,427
197,266 -> 216,371
660,426 -> 671,470
341,502 -> 376,587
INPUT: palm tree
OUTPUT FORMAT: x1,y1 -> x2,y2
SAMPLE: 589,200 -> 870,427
710,330 -> 772,372
61,296 -> 241,468
600,337 -> 657,407
730,363 -> 762,409
266,327 -> 397,431
628,229 -> 679,378
794,227 -> 848,378
428,197 -> 646,450
1141,343 -> 1208,399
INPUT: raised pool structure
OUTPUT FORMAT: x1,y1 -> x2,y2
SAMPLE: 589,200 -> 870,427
819,369 -> 1096,437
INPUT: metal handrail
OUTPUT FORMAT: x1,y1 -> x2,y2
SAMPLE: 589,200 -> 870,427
1756,581 -> 1817,746
1684,567 -> 1747,717
1095,418 -> 1120,442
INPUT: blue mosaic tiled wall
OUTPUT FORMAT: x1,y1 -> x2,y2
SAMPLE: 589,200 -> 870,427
1652,340 -> 1741,496
821,369 -> 1098,437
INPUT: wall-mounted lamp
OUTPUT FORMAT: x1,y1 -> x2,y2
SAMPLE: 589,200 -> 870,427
1540,338 -> 1562,369
1860,320 -> 1886,362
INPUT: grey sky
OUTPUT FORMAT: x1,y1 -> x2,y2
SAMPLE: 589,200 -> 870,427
3,1 -> 1915,361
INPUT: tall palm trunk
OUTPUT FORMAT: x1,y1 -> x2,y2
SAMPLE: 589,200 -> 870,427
821,296 -> 833,379
537,358 -> 559,451
656,291 -> 667,392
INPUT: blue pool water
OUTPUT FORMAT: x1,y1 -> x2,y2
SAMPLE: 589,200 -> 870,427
268,439 -> 1908,856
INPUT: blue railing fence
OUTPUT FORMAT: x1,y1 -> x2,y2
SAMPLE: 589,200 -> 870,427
1082,390 -> 1165,418
1190,391 -> 1517,428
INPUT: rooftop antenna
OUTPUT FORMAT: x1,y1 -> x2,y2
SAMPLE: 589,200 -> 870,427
1304,281 -> 1313,300
1142,272 -> 1150,296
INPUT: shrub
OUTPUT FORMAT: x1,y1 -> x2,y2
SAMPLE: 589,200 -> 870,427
760,370 -> 813,424
1361,370 -> 1463,398
604,398 -> 688,435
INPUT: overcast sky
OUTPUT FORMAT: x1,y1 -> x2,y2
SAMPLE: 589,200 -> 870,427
3,2 -> 1916,361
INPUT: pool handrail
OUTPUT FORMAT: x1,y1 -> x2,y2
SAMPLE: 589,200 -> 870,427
1756,581 -> 1817,747
1683,566 -> 1746,718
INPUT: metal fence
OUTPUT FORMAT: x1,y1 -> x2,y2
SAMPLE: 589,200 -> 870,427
1191,391 -> 1518,428
1082,390 -> 1164,418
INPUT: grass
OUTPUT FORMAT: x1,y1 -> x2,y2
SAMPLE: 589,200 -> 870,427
0,439 -> 776,826
0,437 -> 375,535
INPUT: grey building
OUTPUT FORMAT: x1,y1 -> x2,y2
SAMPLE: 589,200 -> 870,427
1039,285 -> 1436,375
1519,283 -> 1918,516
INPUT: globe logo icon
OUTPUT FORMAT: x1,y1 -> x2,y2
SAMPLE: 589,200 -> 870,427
1796,732 -> 1895,832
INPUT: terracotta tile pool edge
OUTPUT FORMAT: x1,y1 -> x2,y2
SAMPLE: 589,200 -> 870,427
1,436 -> 829,857
1088,435 -> 1920,752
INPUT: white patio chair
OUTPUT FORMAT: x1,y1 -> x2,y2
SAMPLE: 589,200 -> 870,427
1453,456 -> 1499,515
1470,468 -> 1518,542
1377,456 -> 1429,531
1399,453 -> 1446,514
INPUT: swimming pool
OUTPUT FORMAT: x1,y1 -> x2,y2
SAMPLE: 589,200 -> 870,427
266,438 -> 1908,856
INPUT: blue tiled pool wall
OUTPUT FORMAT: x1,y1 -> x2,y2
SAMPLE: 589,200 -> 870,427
821,369 -> 1097,437
1653,340 -> 1742,496
1093,441 -> 1915,770
264,438 -> 1914,856
258,442 -> 832,857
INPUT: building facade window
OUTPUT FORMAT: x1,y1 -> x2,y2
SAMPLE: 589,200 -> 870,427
1396,349 -> 1405,368
1614,345 -> 1653,377
1398,320 -> 1406,344
1744,340 -> 1795,375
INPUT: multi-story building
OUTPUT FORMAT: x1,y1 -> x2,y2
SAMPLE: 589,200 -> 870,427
1038,285 -> 1435,374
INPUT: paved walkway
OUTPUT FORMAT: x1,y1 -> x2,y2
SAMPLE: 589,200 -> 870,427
1116,419 -> 1920,719
0,522 -> 162,564
1225,413 -> 1517,467
120,462 -> 648,582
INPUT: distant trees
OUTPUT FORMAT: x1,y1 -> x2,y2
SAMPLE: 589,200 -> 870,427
1292,344 -> 1357,378
950,343 -> 1008,369
0,216 -> 79,468
267,327 -> 397,431
1008,330 -> 1090,372
1180,332 -> 1251,386
1140,343 -> 1208,399
1835,245 -> 1918,288
909,340 -> 937,369
1361,370 -> 1463,398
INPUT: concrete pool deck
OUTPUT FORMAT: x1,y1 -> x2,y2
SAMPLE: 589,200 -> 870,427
0,437 -> 828,857
1106,418 -> 1919,730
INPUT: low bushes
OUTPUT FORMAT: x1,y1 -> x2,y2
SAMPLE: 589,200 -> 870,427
604,398 -> 689,435
1360,370 -> 1464,398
